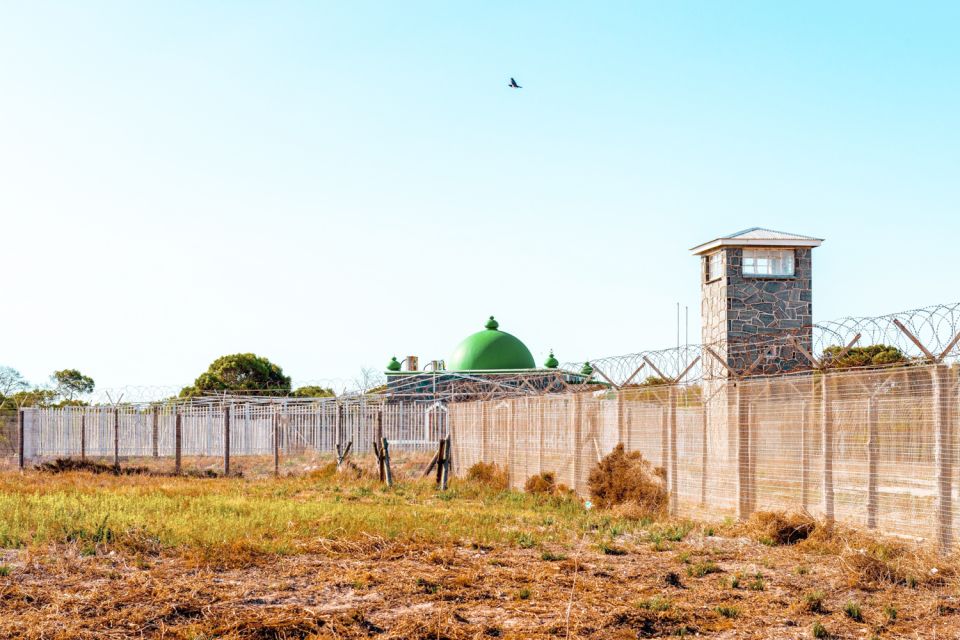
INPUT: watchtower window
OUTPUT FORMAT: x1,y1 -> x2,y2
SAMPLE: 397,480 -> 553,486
706,252 -> 723,282
742,249 -> 794,277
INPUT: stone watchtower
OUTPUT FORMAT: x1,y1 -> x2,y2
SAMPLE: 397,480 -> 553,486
691,228 -> 823,378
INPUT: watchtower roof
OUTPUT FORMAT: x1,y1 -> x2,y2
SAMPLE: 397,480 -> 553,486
690,227 -> 824,255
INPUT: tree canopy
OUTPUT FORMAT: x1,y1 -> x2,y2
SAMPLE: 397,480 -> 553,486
291,385 -> 336,398
52,369 -> 95,400
180,353 -> 292,398
822,344 -> 907,369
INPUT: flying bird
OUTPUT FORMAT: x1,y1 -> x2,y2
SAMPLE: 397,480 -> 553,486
508,77 -> 521,89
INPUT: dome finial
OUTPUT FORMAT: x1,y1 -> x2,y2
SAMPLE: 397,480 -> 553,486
386,356 -> 401,372
544,350 -> 559,369
580,361 -> 594,376
485,315 -> 499,330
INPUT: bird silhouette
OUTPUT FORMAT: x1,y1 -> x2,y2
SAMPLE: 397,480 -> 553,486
508,77 -> 521,89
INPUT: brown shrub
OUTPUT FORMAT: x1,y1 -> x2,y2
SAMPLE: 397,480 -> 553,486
524,471 -> 574,496
466,462 -> 509,491
746,511 -> 816,546
587,444 -> 666,514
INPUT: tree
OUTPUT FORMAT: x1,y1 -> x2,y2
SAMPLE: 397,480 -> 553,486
291,385 -> 335,398
8,388 -> 58,408
0,366 -> 28,397
51,369 -> 95,401
180,353 -> 291,398
0,366 -> 29,411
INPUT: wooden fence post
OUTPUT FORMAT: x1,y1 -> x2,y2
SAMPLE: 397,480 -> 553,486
151,406 -> 159,458
736,382 -> 751,520
866,394 -> 879,529
113,407 -> 120,470
820,374 -> 835,524
223,405 -> 231,476
18,409 -> 25,470
174,408 -> 182,475
668,385 -> 678,515
933,364 -> 954,553
80,411 -> 86,461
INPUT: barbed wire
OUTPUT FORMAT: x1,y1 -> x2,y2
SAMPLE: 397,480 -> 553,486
11,302 -> 960,406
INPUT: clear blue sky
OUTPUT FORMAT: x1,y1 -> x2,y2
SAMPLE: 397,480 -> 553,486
2,2 -> 958,393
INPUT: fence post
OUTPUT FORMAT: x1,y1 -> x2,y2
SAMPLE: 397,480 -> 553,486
151,406 -> 159,458
537,398 -> 545,475
933,364 -> 954,553
800,399 -> 809,510
223,405 -> 231,476
479,402 -> 487,462
866,394 -> 879,529
616,392 -> 625,446
668,385 -> 678,515
113,407 -> 120,470
80,411 -> 87,461
571,393 -> 583,492
699,397 -> 708,508
273,407 -> 280,478
820,374 -> 835,524
736,382 -> 751,520
174,408 -> 182,475
18,409 -> 25,470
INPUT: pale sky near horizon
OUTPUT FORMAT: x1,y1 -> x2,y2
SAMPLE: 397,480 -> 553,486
2,2 -> 958,395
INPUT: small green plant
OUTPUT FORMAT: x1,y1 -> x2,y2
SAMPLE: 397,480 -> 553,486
906,575 -> 918,588
715,605 -> 739,619
843,601 -> 863,622
796,564 -> 810,575
704,527 -> 715,537
0,565 -> 10,577
517,587 -> 531,600
687,561 -> 721,578
884,605 -> 897,621
748,573 -> 765,591
637,595 -> 671,612
804,590 -> 826,613
675,551 -> 691,564
812,621 -> 828,639
729,574 -> 740,589
515,532 -> 537,549
541,550 -> 566,561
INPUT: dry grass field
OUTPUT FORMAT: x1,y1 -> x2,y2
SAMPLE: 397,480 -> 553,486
1,458 -> 959,639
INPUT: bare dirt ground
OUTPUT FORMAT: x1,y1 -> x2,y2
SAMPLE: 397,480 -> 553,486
3,530 -> 958,639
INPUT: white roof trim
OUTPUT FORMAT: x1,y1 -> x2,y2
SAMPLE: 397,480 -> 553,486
690,228 -> 824,255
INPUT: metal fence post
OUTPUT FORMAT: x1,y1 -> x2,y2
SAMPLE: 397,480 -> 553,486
113,407 -> 120,470
668,385 -> 679,515
866,394 -> 879,529
174,408 -> 182,474
151,406 -> 159,458
736,382 -> 751,520
80,411 -> 86,461
223,405 -> 231,476
18,409 -> 25,470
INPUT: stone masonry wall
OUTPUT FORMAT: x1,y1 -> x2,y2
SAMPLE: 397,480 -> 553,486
701,247 -> 813,377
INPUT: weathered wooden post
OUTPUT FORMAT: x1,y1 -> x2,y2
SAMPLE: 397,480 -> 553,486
113,406 -> 120,470
866,393 -> 879,529
933,364 -> 954,553
174,408 -> 182,474
151,406 -> 159,458
223,405 -> 231,476
17,408 -> 25,470
537,397 -> 546,475
820,373 -> 835,524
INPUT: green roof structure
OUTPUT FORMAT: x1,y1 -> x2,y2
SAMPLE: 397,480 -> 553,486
447,316 -> 536,371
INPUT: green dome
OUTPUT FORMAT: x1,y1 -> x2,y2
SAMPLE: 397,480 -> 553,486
448,316 -> 536,371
